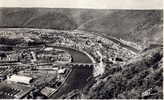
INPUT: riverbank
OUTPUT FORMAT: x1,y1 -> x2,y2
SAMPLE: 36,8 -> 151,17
44,46 -> 94,98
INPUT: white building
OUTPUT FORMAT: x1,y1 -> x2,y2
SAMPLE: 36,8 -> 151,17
7,75 -> 33,84
58,68 -> 66,74
44,47 -> 53,51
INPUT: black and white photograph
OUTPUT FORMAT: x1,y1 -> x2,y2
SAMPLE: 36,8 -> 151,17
0,0 -> 163,99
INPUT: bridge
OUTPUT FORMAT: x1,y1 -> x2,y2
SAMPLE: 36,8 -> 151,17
67,62 -> 96,66
65,63 -> 97,69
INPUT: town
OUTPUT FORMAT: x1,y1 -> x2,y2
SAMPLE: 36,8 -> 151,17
0,28 -> 136,99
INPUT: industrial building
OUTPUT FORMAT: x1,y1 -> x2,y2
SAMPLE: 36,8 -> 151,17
0,81 -> 32,99
7,75 -> 33,85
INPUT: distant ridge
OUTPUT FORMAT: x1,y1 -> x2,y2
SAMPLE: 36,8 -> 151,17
0,8 -> 162,48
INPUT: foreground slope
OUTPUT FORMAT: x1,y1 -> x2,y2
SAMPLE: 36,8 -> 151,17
62,46 -> 163,99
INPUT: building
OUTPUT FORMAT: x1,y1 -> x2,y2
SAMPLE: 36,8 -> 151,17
7,75 -> 33,85
58,68 -> 66,74
0,81 -> 32,99
0,53 -> 19,62
40,87 -> 56,97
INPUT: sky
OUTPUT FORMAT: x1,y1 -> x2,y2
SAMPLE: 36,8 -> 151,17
0,0 -> 163,9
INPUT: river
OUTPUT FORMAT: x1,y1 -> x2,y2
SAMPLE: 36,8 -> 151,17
49,46 -> 93,98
